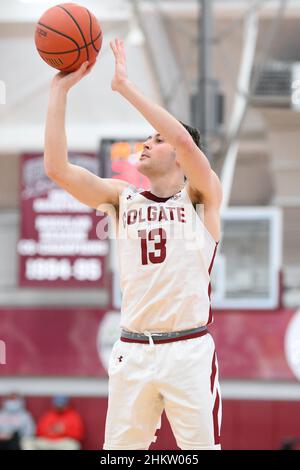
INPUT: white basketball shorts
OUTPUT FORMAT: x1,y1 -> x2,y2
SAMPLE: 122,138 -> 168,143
103,332 -> 221,450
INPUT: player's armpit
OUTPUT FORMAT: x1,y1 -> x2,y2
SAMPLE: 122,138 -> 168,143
46,163 -> 129,212
187,170 -> 222,207
186,172 -> 222,243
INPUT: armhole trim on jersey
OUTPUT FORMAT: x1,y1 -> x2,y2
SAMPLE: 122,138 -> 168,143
183,186 -> 219,245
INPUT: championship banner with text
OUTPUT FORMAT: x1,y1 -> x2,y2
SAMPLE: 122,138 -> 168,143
18,153 -> 108,287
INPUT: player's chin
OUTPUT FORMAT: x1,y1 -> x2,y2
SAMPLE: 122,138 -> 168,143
136,160 -> 150,174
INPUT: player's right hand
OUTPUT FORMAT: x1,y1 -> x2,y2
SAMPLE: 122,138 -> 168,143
50,61 -> 93,93
110,38 -> 129,91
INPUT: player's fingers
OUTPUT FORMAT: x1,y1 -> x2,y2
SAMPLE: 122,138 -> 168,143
72,61 -> 89,78
120,39 -> 126,58
77,62 -> 90,80
110,39 -> 117,55
112,39 -> 124,63
111,38 -> 118,52
55,71 -> 65,79
112,44 -> 119,61
83,63 -> 95,77
65,62 -> 88,85
116,38 -> 123,55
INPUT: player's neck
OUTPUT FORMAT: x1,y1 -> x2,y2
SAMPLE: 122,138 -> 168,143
149,176 -> 185,198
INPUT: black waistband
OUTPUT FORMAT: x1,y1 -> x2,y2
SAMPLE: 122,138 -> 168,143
120,326 -> 208,344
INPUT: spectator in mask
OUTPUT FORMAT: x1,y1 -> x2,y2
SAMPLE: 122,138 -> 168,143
0,393 -> 35,450
22,395 -> 84,450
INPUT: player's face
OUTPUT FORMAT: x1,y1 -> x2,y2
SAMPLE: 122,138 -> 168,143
136,133 -> 177,176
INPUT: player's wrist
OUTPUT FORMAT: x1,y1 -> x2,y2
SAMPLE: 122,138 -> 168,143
49,81 -> 69,99
113,78 -> 131,93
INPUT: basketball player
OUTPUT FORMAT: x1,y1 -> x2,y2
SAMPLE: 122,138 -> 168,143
44,38 -> 222,450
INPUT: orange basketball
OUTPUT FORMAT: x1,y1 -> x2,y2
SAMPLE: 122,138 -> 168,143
35,3 -> 103,72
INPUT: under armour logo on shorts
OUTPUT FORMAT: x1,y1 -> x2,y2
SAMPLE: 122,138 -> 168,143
118,356 -> 123,363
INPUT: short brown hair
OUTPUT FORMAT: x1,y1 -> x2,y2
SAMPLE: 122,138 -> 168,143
179,121 -> 202,150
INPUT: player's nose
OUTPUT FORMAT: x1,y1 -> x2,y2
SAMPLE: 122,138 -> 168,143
143,141 -> 151,151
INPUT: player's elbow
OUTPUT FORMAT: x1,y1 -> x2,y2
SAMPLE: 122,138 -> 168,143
44,158 -> 66,183
44,164 -> 62,183
44,164 -> 59,181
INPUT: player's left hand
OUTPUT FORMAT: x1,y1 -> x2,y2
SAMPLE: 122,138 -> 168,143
110,38 -> 129,91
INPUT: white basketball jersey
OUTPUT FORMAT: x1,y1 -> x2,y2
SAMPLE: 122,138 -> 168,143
117,185 -> 218,333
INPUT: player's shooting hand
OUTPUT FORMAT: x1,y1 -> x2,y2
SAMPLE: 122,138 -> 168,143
110,38 -> 129,91
50,61 -> 94,93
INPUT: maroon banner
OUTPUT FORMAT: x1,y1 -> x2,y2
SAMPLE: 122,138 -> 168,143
0,307 -> 298,380
0,308 -> 120,376
211,308 -> 297,380
18,153 -> 108,288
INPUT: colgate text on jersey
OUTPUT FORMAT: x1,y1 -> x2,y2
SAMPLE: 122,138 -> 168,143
122,205 -> 186,228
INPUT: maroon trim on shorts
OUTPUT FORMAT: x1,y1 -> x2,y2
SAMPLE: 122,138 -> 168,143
212,389 -> 221,445
140,191 -> 175,203
210,350 -> 217,393
211,349 -> 221,445
120,328 -> 208,344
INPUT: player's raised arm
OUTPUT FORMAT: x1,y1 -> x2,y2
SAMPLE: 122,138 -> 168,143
109,38 -> 221,204
44,63 -> 129,211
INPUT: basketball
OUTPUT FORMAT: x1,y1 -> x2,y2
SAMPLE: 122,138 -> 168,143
35,3 -> 103,72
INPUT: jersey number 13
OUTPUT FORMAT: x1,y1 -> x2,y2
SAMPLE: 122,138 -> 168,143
138,228 -> 167,265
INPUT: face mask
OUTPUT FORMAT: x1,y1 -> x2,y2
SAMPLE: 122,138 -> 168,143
3,399 -> 24,412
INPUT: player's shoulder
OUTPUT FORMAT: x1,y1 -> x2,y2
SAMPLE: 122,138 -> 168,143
107,178 -> 131,192
119,183 -> 145,199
